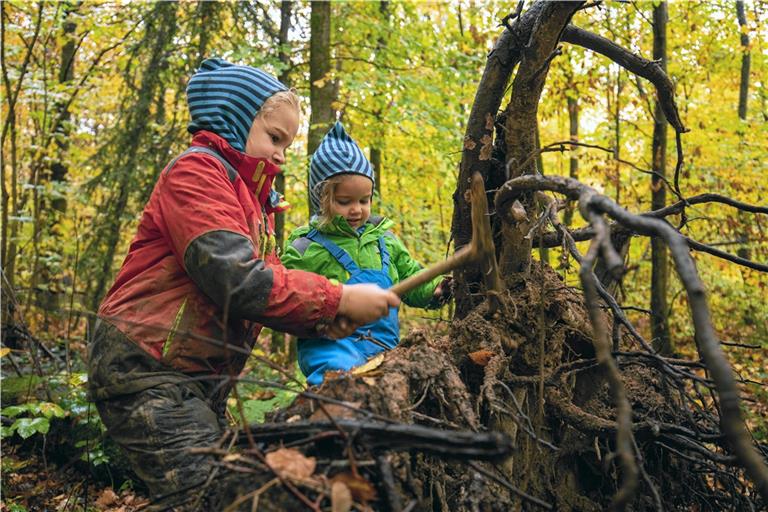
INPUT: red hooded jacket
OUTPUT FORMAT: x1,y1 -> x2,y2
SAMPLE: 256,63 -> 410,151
98,131 -> 342,375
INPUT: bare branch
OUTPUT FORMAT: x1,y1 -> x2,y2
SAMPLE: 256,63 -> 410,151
561,24 -> 686,135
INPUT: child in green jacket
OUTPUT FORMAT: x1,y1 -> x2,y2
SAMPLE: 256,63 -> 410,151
282,122 -> 451,385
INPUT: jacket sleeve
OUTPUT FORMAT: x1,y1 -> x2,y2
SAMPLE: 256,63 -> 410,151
388,235 -> 442,309
156,154 -> 342,336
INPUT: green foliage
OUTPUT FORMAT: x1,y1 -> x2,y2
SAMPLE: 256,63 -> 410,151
0,372 -> 113,468
228,346 -> 305,424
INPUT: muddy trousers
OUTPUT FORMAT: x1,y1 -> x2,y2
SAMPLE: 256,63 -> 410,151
88,321 -> 229,510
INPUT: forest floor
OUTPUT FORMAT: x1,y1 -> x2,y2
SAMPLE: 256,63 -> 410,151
1,310 -> 766,511
1,444 -> 148,512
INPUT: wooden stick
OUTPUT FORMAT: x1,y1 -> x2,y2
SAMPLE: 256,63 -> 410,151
390,173 -> 496,297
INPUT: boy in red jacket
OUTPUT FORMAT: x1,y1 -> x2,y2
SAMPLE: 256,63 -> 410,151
88,58 -> 398,509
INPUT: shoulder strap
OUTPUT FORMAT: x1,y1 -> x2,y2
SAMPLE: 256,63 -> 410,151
378,236 -> 390,273
305,229 -> 360,274
164,146 -> 238,183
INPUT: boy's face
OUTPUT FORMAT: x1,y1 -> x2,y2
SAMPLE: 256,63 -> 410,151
331,174 -> 373,229
244,102 -> 299,165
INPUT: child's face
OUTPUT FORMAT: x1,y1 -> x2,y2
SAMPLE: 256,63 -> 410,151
244,102 -> 299,164
331,174 -> 373,229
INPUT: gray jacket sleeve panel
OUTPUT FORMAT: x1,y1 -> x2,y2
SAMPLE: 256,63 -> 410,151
184,230 -> 273,319
289,236 -> 313,256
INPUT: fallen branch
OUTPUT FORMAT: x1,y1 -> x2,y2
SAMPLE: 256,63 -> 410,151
237,420 -> 513,461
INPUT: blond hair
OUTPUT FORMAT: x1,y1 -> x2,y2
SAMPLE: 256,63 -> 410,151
315,175 -> 346,228
258,88 -> 301,118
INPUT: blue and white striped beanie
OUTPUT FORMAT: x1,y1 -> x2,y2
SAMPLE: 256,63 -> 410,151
309,122 -> 374,213
186,58 -> 288,152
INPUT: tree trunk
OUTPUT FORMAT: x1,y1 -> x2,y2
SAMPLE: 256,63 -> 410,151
308,0 -> 335,217
650,1 -> 671,355
500,3 -> 582,278
87,1 -> 179,312
563,94 -> 579,227
274,0 -> 293,258
369,1 -> 390,201
272,0 -> 293,360
735,0 -> 752,324
1,2 -> 44,291
736,0 -> 750,122
453,2 -> 552,317
50,1 -> 77,212
36,2 -> 79,319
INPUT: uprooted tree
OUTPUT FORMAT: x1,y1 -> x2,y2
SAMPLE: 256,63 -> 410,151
186,2 -> 768,511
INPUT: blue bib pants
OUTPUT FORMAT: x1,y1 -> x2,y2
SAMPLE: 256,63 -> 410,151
297,229 -> 399,385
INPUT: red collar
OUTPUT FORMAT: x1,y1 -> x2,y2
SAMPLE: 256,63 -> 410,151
190,131 -> 282,208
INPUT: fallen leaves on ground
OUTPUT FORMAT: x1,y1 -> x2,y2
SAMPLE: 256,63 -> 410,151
309,401 -> 362,421
331,471 -> 377,504
265,447 -> 317,481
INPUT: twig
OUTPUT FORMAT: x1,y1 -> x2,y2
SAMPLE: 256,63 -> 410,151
468,461 -> 553,510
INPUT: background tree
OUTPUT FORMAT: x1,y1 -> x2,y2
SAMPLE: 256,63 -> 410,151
307,0 -> 334,216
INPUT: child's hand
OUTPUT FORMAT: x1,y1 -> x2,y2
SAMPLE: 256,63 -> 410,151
432,276 -> 454,305
324,284 -> 400,339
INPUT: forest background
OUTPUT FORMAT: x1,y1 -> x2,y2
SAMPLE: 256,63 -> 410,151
1,1 -> 767,509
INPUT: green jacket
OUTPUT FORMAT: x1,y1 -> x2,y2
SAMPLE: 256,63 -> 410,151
283,215 -> 441,309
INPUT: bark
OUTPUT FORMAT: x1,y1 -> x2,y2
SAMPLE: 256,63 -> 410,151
736,0 -> 750,122
35,2 -> 79,318
274,0 -> 293,257
452,2 -> 538,317
736,1 -> 752,263
650,2 -> 671,355
500,2 -> 583,277
195,1 -> 218,66
50,1 -> 77,208
308,0 -> 335,217
272,0 -> 293,359
563,93 -> 579,227
369,1 -> 390,201
1,2 -> 44,290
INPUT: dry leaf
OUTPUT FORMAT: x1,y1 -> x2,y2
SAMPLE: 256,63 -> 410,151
510,199 -> 528,222
265,448 -> 316,480
332,472 -> 377,504
351,353 -> 385,375
485,112 -> 495,130
479,134 -> 493,161
331,480 -> 353,512
95,488 -> 119,507
250,389 -> 276,400
309,401 -> 362,422
468,350 -> 494,367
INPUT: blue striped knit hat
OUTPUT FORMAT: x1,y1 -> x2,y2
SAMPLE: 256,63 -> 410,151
186,58 -> 288,152
309,122 -> 374,213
